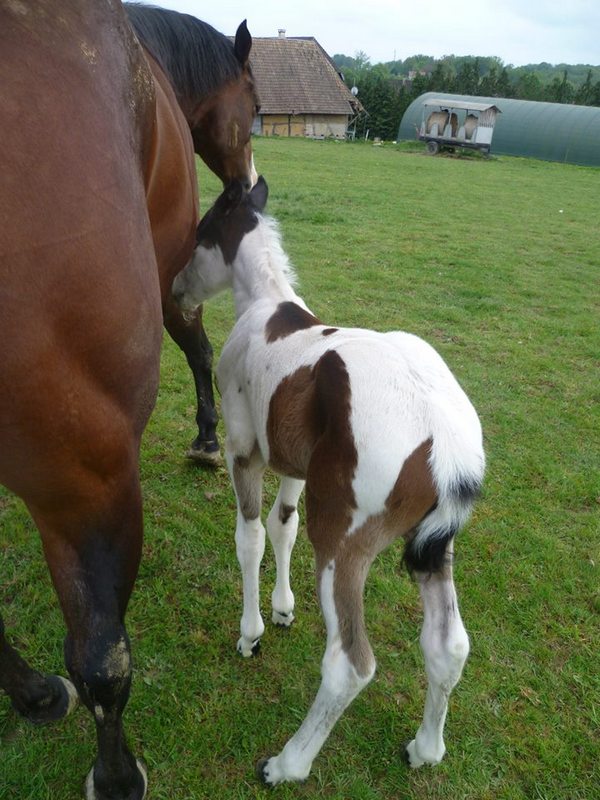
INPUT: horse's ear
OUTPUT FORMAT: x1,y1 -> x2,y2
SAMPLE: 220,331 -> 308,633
250,176 -> 268,212
234,20 -> 252,67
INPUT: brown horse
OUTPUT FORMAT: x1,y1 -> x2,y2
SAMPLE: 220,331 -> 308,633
0,1 -> 255,798
125,3 -> 259,465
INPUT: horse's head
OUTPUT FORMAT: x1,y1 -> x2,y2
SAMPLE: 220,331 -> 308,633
190,21 -> 259,190
124,7 -> 260,190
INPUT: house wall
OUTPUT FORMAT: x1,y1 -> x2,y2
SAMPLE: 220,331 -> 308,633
257,114 -> 349,138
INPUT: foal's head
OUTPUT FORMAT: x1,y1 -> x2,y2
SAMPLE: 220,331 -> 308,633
172,177 -> 269,313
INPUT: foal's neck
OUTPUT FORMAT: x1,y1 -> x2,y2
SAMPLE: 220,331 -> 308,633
232,219 -> 298,318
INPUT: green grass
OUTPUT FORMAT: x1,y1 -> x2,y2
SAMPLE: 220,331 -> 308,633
1,139 -> 599,799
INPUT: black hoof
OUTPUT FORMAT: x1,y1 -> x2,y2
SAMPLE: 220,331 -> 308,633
85,760 -> 147,800
19,675 -> 78,726
256,757 -> 272,785
401,742 -> 412,766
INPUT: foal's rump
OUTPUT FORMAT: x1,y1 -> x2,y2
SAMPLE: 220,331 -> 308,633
265,327 -> 485,571
338,331 -> 484,568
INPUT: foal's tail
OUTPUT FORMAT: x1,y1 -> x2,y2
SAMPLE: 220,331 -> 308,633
403,412 -> 485,574
403,477 -> 482,574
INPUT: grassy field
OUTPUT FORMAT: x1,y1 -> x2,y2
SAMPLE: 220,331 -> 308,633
1,138 -> 599,799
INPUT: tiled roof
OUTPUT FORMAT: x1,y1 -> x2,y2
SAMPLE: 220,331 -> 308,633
249,36 -> 362,116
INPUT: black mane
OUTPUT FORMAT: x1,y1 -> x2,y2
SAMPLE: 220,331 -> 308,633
124,3 -> 242,102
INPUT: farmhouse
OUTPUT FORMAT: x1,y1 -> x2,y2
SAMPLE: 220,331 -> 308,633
248,31 -> 363,138
399,92 -> 600,167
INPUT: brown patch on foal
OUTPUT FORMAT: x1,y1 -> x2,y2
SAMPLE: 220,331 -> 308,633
267,349 -> 357,515
279,504 -> 296,524
385,437 -> 437,530
265,301 -> 322,343
302,351 -> 359,577
266,365 -> 320,479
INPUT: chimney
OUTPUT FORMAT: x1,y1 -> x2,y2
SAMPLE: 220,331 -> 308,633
278,28 -> 286,38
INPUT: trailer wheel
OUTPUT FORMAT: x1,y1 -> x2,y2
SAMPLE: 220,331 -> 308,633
426,140 -> 440,155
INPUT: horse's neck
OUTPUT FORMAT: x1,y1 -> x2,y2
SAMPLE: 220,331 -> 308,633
143,51 -> 198,299
232,222 -> 299,318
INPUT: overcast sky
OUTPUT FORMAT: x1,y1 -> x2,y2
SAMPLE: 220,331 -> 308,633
143,0 -> 599,67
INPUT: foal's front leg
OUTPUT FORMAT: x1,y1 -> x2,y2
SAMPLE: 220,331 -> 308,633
266,477 -> 305,627
226,444 -> 267,657
405,545 -> 470,768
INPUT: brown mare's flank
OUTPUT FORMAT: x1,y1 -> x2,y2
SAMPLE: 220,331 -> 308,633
0,2 -> 256,798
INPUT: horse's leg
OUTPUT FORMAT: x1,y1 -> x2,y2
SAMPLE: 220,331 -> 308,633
163,294 -> 220,465
266,477 -> 305,627
226,444 -> 267,657
0,614 -> 78,724
33,465 -> 147,800
405,545 -> 469,768
258,535 -> 377,785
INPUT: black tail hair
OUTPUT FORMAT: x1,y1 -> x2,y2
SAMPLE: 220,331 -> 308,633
402,523 -> 458,575
402,478 -> 482,575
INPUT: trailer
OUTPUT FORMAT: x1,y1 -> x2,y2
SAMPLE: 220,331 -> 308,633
418,98 -> 501,155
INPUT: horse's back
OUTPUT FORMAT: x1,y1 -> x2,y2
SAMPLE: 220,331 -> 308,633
0,1 -> 160,504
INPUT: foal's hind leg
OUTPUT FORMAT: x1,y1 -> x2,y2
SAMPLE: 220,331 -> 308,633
405,546 -> 469,768
259,547 -> 376,785
0,614 -> 78,724
163,296 -> 220,465
266,477 -> 304,627
33,465 -> 147,800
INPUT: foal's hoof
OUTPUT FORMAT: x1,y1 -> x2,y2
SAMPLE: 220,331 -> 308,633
85,759 -> 147,800
272,610 -> 295,628
404,739 -> 424,768
21,675 -> 78,725
256,757 -> 272,784
237,637 -> 261,657
403,738 -> 444,768
186,440 -> 222,467
256,756 -> 308,786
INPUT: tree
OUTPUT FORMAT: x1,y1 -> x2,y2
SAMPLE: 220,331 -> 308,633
575,69 -> 594,105
353,50 -> 371,71
546,70 -> 575,103
479,66 -> 500,96
496,67 -> 512,97
429,62 -> 451,93
455,59 -> 480,94
515,72 -> 543,100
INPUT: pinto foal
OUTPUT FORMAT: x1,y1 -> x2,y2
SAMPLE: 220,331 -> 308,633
173,178 -> 485,785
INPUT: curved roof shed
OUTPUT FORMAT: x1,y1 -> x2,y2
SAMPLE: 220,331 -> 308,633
398,92 -> 600,166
